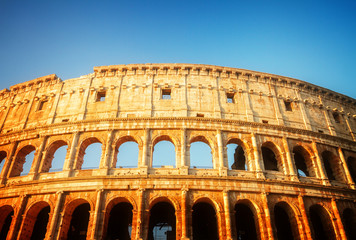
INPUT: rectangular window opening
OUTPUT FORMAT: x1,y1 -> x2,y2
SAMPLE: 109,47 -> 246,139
162,89 -> 171,100
96,91 -> 106,102
318,130 -> 324,133
38,100 -> 48,111
262,120 -> 269,124
226,92 -> 235,103
284,100 -> 292,111
197,113 -> 204,117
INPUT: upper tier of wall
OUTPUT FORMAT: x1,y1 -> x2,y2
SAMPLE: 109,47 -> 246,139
0,63 -> 355,141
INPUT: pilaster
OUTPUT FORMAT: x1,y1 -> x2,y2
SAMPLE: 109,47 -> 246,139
217,130 -> 227,176
7,194 -> 28,240
0,141 -> 18,185
282,137 -> 298,181
331,198 -> 347,240
261,192 -> 273,240
62,131 -> 80,177
311,141 -> 329,185
45,191 -> 64,240
180,188 -> 189,240
337,147 -> 355,189
223,190 -> 232,240
251,133 -> 264,178
89,189 -> 104,240
297,194 -> 312,240
135,188 -> 145,240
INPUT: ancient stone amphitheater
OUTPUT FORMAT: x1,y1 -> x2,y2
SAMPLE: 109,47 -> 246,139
0,63 -> 355,240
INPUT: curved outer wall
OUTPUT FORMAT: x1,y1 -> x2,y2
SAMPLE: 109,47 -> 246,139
0,63 -> 355,239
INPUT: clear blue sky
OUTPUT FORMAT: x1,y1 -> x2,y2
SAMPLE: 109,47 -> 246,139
0,0 -> 355,98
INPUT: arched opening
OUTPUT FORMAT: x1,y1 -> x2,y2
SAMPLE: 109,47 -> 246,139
76,138 -> 102,170
309,204 -> 336,240
67,203 -> 90,240
10,145 -> 36,177
152,138 -> 176,168
190,137 -> 213,169
227,142 -> 247,170
321,151 -> 344,182
293,146 -> 314,177
274,204 -> 296,240
30,206 -> 50,240
19,202 -> 50,240
347,157 -> 356,183
0,151 -> 7,175
106,202 -> 133,240
148,201 -> 176,240
192,202 -> 218,240
116,141 -> 139,168
0,206 -> 14,240
342,208 -> 356,240
234,203 -> 258,240
42,141 -> 68,172
262,144 -> 279,171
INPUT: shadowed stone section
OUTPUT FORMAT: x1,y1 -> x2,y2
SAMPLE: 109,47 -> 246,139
192,202 -> 218,240
309,204 -> 336,240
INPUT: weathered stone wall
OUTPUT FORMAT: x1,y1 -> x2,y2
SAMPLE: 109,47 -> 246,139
0,64 -> 355,240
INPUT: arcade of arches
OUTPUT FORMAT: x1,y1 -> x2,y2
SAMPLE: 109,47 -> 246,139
0,129 -> 355,239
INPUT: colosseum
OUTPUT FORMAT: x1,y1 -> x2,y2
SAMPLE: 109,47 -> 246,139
0,63 -> 355,240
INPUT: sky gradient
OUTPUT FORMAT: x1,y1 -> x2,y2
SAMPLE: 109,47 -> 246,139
0,0 -> 355,98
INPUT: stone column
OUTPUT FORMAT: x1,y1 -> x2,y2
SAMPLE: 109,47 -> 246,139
331,198 -> 347,240
135,188 -> 145,240
217,130 -> 227,176
62,131 -> 80,177
223,190 -> 232,240
297,194 -> 312,240
45,191 -> 64,240
180,128 -> 188,175
99,131 -> 114,175
140,129 -> 149,175
181,189 -> 189,240
268,80 -> 285,126
311,141 -> 329,185
282,137 -> 298,181
7,194 -> 28,240
294,89 -> 312,131
0,141 -> 18,185
29,136 -> 49,180
337,147 -> 355,188
240,74 -> 255,122
261,193 -> 273,240
251,133 -> 264,178
344,116 -> 356,141
89,189 -> 104,240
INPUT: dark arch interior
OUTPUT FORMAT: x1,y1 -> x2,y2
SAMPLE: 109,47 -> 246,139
31,206 -> 50,240
274,205 -> 294,240
0,210 -> 13,239
342,208 -> 356,240
148,201 -> 176,240
309,205 -> 336,240
321,151 -> 336,181
192,202 -> 218,240
230,145 -> 247,170
235,203 -> 257,240
293,149 -> 309,177
262,146 -> 278,171
106,202 -> 133,240
67,203 -> 90,240
347,157 -> 356,183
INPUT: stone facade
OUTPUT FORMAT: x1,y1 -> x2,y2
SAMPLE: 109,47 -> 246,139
0,63 -> 355,240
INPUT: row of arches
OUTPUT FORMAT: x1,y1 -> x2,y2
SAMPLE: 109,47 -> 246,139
0,196 -> 355,240
0,134 -> 355,184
